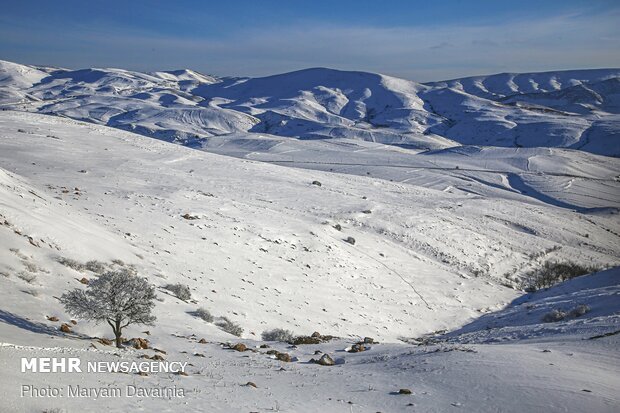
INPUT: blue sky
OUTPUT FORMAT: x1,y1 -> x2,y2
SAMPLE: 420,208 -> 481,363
1,0 -> 619,81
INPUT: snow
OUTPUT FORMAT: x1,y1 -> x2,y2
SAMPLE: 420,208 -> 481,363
0,59 -> 619,412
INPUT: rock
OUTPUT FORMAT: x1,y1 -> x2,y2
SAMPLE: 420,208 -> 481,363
344,236 -> 356,245
363,337 -> 375,344
265,349 -> 278,355
70,319 -> 77,325
182,213 -> 199,220
260,344 -> 270,348
275,352 -> 292,362
398,388 -> 412,395
317,354 -> 335,366
333,224 -> 342,231
292,336 -> 321,345
59,323 -> 72,333
311,180 -> 322,187
292,332 -> 335,345
98,338 -> 113,346
198,338 -> 208,344
177,371 -> 189,376
245,381 -> 258,388
153,348 -> 166,354
348,344 -> 366,353
47,316 -> 59,322
138,372 -> 148,377
362,210 -> 372,214
194,353 -> 205,357
79,277 -> 89,285
151,354 -> 165,361
127,338 -> 149,349
231,343 -> 247,352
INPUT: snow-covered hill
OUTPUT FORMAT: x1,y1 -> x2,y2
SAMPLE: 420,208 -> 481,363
2,60 -> 619,156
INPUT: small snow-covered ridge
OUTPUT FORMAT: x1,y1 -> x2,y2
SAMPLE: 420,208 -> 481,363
443,267 -> 620,344
425,68 -> 620,99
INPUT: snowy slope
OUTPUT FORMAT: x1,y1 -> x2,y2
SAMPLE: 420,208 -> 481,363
0,111 -> 618,412
0,144 -> 618,413
0,60 -> 49,105
1,110 -> 618,340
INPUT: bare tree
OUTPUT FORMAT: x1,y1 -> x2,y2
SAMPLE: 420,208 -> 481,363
60,268 -> 156,348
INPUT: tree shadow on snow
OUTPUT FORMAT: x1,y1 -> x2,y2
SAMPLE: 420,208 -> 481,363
0,309 -> 87,339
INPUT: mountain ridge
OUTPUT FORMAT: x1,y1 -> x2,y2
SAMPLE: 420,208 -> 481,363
2,59 -> 619,156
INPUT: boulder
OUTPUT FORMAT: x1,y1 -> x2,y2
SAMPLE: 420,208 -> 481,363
275,352 -> 292,362
127,338 -> 149,349
348,344 -> 366,353
316,354 -> 335,366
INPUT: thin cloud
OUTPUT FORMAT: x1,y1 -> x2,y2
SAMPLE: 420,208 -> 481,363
0,9 -> 618,81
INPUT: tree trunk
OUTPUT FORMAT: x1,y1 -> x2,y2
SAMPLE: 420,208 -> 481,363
115,330 -> 122,348
114,319 -> 123,348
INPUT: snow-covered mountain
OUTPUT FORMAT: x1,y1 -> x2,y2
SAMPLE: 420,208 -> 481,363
1,60 -> 619,412
2,60 -> 619,156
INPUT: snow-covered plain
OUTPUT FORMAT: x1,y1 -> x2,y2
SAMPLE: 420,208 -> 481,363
0,59 -> 619,412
